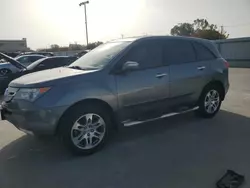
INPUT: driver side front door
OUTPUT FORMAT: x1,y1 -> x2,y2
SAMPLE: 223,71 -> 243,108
115,40 -> 170,121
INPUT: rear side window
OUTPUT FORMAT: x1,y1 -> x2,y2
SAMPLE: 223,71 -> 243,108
123,40 -> 163,70
163,40 -> 196,65
192,42 -> 216,61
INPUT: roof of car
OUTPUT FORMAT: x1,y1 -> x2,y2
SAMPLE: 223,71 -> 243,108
17,54 -> 45,58
44,56 -> 71,59
111,35 -> 212,44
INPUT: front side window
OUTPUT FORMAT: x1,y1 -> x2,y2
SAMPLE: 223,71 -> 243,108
63,57 -> 77,65
42,58 -> 61,68
26,58 -> 47,70
69,41 -> 131,70
163,39 -> 196,65
30,56 -> 44,62
122,40 -> 163,70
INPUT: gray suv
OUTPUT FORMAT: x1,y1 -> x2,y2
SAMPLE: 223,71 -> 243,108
1,36 -> 229,155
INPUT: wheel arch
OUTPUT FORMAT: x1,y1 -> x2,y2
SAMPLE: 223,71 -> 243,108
201,80 -> 225,101
55,98 -> 117,135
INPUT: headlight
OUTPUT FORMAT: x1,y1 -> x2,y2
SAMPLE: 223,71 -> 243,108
15,87 -> 50,102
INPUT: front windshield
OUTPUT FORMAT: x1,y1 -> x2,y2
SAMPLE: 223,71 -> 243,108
69,41 -> 131,69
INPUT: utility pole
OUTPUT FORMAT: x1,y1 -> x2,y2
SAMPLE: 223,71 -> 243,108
220,25 -> 224,39
79,1 -> 89,47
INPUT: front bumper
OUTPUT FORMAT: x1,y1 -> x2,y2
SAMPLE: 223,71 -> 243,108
1,100 -> 67,135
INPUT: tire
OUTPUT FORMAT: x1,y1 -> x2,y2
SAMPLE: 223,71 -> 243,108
59,104 -> 112,155
195,84 -> 223,118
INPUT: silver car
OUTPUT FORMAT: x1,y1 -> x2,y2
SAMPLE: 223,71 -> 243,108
1,36 -> 229,155
0,52 -> 27,75
0,53 -> 45,76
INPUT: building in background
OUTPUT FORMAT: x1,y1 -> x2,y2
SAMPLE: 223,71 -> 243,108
215,37 -> 250,68
0,38 -> 29,52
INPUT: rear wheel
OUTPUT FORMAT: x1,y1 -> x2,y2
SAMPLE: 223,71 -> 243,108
196,85 -> 223,118
59,104 -> 112,155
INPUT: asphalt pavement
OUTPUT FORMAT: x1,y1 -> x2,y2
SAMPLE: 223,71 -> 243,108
0,68 -> 250,188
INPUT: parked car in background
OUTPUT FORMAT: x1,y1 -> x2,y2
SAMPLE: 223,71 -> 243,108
0,52 -> 27,93
0,52 -> 26,75
26,56 -> 78,71
0,55 -> 78,94
1,36 -> 229,155
14,54 -> 45,66
1,52 -> 20,58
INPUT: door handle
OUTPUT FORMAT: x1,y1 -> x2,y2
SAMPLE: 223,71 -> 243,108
197,66 -> 206,70
155,73 -> 167,78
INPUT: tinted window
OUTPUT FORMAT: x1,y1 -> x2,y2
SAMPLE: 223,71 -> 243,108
30,56 -> 44,62
27,58 -> 47,70
62,57 -> 77,65
163,40 -> 196,65
193,42 -> 216,61
43,58 -> 62,68
16,56 -> 28,64
123,41 -> 163,69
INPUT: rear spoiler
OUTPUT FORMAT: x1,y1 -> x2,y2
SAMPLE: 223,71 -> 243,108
0,52 -> 27,70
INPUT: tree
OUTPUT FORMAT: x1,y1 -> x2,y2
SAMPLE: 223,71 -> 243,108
37,41 -> 104,52
170,23 -> 194,37
170,19 -> 229,40
69,43 -> 85,50
86,41 -> 103,50
50,44 -> 60,50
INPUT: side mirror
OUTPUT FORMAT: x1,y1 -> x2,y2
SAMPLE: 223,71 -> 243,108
122,61 -> 139,72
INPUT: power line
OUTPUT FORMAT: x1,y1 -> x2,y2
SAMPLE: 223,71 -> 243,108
224,22 -> 250,28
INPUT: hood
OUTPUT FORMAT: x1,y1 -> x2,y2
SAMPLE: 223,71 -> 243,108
0,52 -> 27,70
9,67 -> 96,88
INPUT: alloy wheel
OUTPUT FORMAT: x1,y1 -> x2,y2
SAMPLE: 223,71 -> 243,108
204,89 -> 220,114
71,113 -> 106,150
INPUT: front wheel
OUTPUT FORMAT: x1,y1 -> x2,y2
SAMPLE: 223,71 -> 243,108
59,104 -> 112,155
196,85 -> 222,118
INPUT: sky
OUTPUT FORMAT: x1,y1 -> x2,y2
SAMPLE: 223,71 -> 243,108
1,0 -> 250,49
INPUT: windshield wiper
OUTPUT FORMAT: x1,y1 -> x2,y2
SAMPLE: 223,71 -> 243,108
68,66 -> 98,70
68,66 -> 83,70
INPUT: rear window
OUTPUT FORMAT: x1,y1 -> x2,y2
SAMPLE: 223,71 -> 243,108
192,42 -> 216,61
163,39 -> 196,65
